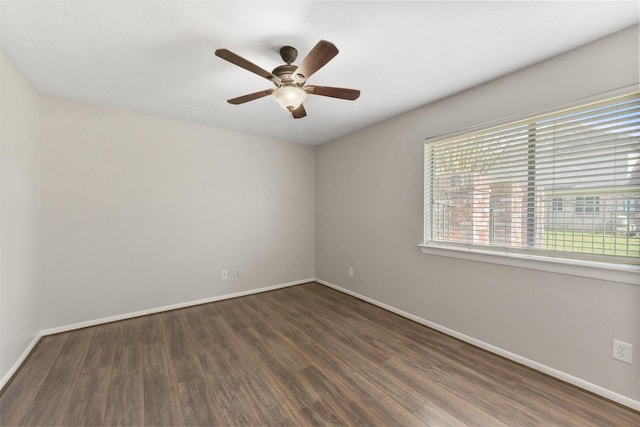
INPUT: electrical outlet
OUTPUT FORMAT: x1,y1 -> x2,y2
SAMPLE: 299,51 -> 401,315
221,270 -> 228,280
237,268 -> 245,278
612,340 -> 633,364
348,267 -> 354,277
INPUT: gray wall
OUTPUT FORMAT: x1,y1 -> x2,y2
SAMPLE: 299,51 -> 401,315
315,26 -> 640,401
0,52 -> 42,380
40,95 -> 315,328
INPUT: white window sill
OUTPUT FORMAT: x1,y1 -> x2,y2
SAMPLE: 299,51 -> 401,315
419,244 -> 640,286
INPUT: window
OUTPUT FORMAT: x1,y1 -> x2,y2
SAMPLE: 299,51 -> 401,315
424,92 -> 640,267
575,196 -> 600,215
552,197 -> 564,212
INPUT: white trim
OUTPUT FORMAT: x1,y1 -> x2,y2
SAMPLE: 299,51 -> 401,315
3,278 -> 313,392
40,278 -> 314,336
419,244 -> 640,285
5,277 -> 638,412
315,278 -> 640,412
0,333 -> 42,390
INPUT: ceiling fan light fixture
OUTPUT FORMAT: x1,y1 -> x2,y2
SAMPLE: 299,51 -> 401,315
216,40 -> 358,118
272,86 -> 307,111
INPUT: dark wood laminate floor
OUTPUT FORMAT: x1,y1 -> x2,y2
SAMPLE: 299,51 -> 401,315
2,282 -> 639,426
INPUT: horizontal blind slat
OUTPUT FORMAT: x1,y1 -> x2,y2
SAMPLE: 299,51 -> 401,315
425,91 -> 640,265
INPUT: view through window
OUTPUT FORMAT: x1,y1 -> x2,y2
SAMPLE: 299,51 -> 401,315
424,92 -> 640,265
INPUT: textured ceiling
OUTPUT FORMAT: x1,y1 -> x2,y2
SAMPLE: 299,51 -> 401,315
1,1 -> 638,145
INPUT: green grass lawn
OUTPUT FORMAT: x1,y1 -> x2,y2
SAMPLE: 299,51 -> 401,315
544,231 -> 640,257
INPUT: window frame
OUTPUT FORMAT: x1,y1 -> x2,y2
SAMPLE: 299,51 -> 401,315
420,86 -> 640,285
575,196 -> 601,216
552,197 -> 564,212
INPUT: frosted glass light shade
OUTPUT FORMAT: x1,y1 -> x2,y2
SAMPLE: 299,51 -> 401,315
272,86 -> 307,111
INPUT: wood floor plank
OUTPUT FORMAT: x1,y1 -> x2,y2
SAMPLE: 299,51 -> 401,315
336,349 -> 428,413
34,331 -> 71,350
298,365 -> 426,426
518,371 -> 640,426
18,327 -> 95,426
103,371 -> 144,426
0,340 -> 65,426
142,342 -> 185,426
387,338 -> 556,426
162,309 -> 208,384
176,376 -> 231,426
205,373 -> 261,426
230,325 -> 324,412
264,286 -> 393,365
103,319 -> 144,427
278,305 -> 420,409
380,356 -> 512,427
196,314 -> 261,380
325,396 -> 391,426
62,366 -> 112,426
2,282 -> 639,426
249,320 -> 313,372
298,398 -> 350,426
61,322 -> 120,426
374,395 -> 429,426
414,400 -> 469,427
262,296 -> 424,410
241,296 -> 388,412
236,367 -> 309,426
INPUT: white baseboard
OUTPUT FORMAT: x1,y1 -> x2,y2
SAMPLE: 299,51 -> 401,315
2,278 -> 314,392
0,333 -> 42,390
314,278 -> 640,412
6,277 -> 638,412
2,278 -> 313,392
40,278 -> 315,336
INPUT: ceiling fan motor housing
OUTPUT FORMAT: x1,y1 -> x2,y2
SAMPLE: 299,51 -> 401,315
272,64 -> 301,87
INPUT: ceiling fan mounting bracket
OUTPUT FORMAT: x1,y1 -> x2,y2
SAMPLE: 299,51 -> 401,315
279,46 -> 298,64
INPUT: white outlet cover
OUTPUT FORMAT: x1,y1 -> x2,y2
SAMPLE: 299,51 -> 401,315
612,340 -> 633,364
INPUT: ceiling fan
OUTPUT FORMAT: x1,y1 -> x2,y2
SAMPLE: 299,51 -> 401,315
215,40 -> 360,119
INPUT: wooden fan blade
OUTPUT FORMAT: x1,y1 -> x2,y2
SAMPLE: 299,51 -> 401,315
293,40 -> 339,84
291,104 -> 307,119
306,85 -> 360,100
215,49 -> 281,86
227,89 -> 274,105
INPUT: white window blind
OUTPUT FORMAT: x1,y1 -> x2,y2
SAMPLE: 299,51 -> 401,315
424,92 -> 640,265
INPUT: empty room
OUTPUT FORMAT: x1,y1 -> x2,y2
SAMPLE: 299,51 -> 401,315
1,1 -> 639,425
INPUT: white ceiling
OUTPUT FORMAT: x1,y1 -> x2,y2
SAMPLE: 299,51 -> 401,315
1,1 -> 638,145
